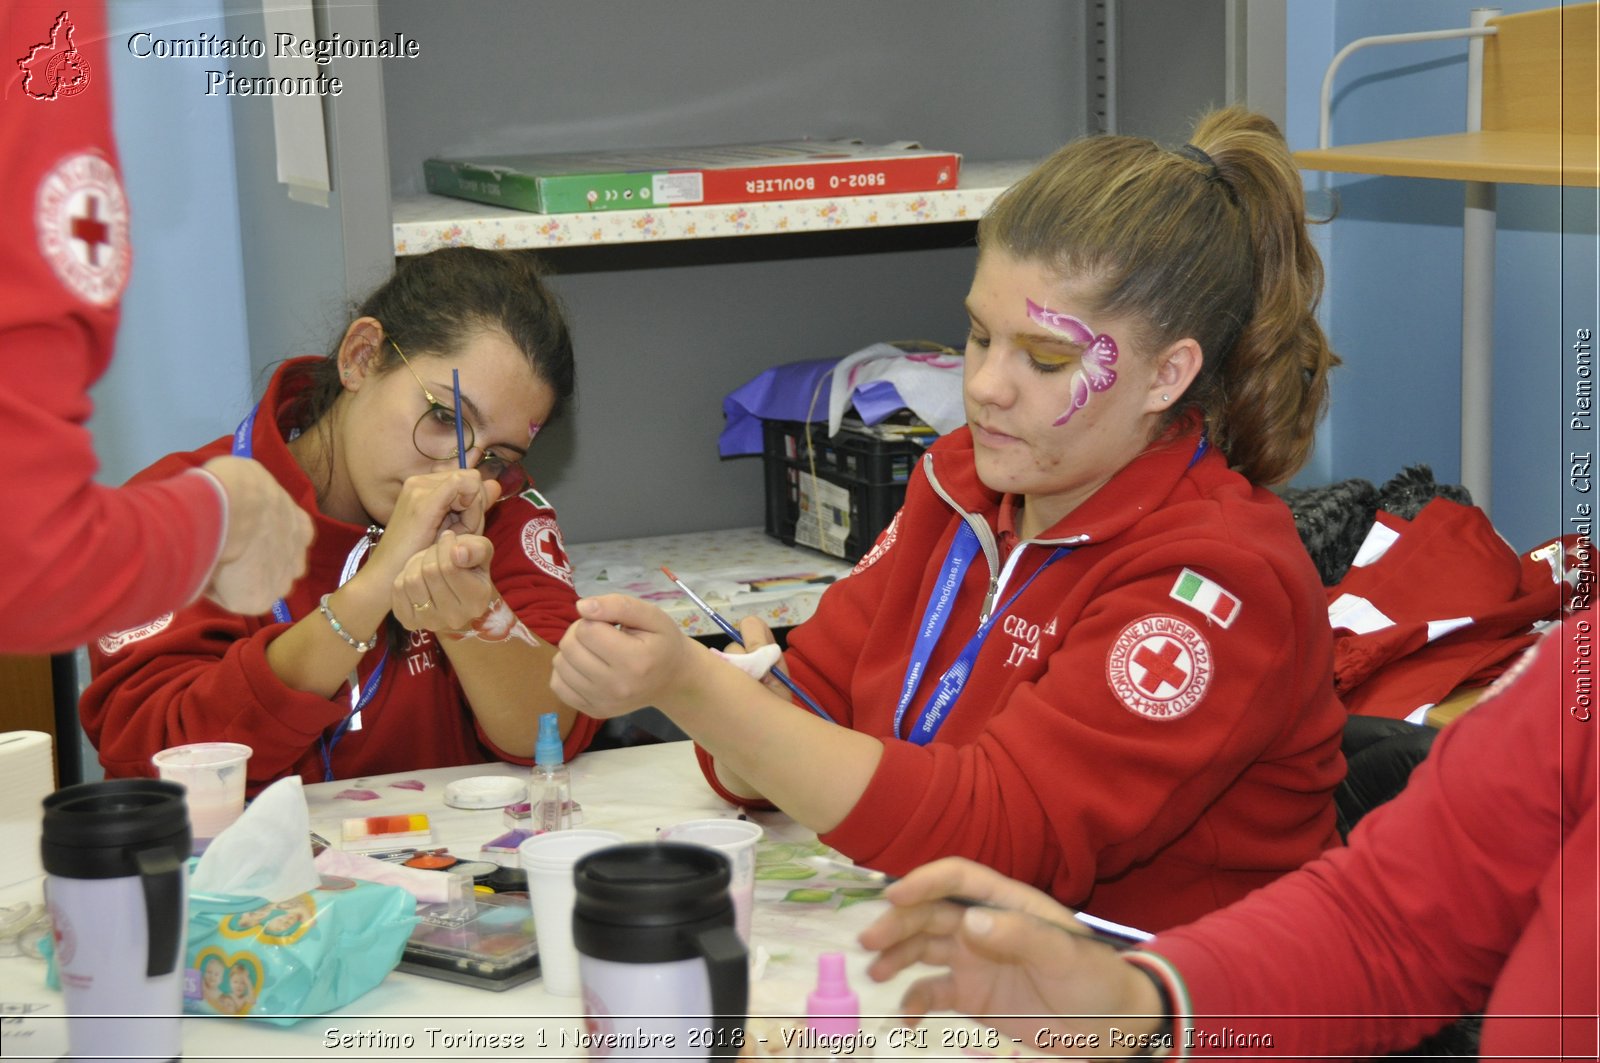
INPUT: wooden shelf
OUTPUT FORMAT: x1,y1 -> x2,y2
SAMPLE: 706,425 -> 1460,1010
1295,130 -> 1599,188
392,159 -> 1035,254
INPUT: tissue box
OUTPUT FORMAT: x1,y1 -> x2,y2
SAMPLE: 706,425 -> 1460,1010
762,418 -> 929,563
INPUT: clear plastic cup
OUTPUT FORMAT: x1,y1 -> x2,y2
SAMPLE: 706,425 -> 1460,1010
519,829 -> 625,996
658,818 -> 764,944
150,742 -> 252,854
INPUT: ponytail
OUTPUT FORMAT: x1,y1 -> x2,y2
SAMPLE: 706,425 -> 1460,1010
978,106 -> 1338,485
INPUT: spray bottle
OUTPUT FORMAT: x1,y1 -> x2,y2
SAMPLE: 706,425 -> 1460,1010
532,713 -> 571,833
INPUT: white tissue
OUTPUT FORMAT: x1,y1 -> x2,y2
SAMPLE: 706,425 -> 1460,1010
712,643 -> 783,680
826,342 -> 966,437
190,777 -> 322,900
0,731 -> 53,889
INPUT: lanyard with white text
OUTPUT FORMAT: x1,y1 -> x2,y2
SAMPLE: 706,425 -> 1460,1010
234,404 -> 388,779
892,521 -> 1071,745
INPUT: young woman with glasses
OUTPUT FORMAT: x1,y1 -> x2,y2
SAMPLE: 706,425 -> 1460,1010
82,247 -> 598,788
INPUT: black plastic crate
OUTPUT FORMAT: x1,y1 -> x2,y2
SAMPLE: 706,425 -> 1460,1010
761,418 -> 928,562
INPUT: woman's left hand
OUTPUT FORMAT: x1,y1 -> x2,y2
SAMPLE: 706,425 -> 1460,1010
551,593 -> 704,719
393,529 -> 499,633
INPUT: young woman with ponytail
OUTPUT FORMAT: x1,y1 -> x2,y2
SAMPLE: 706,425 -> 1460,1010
552,108 -> 1345,932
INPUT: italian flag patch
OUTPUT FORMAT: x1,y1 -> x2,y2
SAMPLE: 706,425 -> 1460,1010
1169,568 -> 1240,628
518,487 -> 554,512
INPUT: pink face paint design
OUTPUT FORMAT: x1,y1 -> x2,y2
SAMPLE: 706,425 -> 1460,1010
527,422 -> 542,444
1025,298 -> 1120,426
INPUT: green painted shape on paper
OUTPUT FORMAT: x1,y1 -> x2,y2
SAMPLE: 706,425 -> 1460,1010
783,888 -> 837,904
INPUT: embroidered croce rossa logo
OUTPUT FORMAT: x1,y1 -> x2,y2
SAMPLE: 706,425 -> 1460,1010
17,11 -> 93,101
1002,613 -> 1057,668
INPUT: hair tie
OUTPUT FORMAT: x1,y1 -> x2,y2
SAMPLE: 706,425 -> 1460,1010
1177,143 -> 1238,205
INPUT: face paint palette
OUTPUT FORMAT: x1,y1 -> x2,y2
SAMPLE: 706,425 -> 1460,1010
397,891 -> 540,990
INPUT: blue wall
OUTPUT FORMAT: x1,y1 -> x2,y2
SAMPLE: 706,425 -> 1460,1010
93,0 -> 252,485
1286,0 -> 1597,551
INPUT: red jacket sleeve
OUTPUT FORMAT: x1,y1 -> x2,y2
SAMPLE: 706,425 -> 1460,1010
478,489 -> 600,760
0,2 -> 223,652
81,601 -> 353,786
1145,628 -> 1588,1058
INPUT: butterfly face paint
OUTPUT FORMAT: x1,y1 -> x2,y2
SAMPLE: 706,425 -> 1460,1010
1024,298 -> 1120,426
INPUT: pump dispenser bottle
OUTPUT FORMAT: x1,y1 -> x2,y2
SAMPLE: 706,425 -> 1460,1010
806,951 -> 861,1038
532,713 -> 571,833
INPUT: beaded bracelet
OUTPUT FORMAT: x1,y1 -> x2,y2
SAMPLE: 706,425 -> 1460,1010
318,593 -> 378,653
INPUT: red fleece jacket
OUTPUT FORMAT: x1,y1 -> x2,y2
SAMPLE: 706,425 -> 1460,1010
82,359 -> 599,789
701,425 -> 1346,931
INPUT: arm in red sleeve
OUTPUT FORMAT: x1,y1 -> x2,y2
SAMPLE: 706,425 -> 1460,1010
0,4 -> 226,652
1144,630 -> 1580,1058
473,490 -> 599,763
81,600 -> 350,787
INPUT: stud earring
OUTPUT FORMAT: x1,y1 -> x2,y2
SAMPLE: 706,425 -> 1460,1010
1161,393 -> 1171,402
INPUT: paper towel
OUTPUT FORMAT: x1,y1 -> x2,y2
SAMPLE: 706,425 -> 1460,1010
0,730 -> 54,888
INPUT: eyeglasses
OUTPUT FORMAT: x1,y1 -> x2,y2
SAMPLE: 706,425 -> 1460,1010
388,339 -> 531,497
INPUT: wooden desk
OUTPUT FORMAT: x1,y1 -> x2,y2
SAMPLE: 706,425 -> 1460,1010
1294,3 -> 1600,513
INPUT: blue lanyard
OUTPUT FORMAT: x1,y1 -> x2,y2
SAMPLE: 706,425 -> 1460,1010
890,435 -> 1211,745
233,404 -> 387,780
892,522 -> 1070,744
232,406 -> 292,625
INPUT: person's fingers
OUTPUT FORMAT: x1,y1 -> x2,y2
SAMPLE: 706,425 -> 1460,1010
736,615 -> 776,649
200,457 -> 315,613
884,857 -> 1070,926
574,593 -> 678,636
896,972 -> 957,1022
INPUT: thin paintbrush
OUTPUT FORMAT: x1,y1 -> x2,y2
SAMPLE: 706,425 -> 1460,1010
660,565 -> 836,724
805,855 -> 1152,950
451,369 -> 468,469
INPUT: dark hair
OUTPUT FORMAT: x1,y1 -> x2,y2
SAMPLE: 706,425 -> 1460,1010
976,107 -> 1338,485
288,247 -> 575,432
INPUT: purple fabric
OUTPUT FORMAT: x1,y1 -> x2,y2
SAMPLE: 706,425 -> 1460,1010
719,357 -> 909,457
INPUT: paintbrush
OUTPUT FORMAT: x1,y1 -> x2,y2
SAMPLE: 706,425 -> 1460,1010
805,855 -> 1152,950
659,565 -> 836,724
451,368 -> 468,469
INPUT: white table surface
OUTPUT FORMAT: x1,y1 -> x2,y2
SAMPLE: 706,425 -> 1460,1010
1,743 -> 1022,1061
568,527 -> 852,640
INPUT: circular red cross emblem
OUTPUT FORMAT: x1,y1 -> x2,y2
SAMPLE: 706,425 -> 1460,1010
35,151 -> 130,307
521,515 -> 573,586
1106,614 -> 1212,720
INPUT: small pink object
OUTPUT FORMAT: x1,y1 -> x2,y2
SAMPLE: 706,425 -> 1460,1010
334,788 -> 380,801
389,779 -> 426,791
806,951 -> 860,1038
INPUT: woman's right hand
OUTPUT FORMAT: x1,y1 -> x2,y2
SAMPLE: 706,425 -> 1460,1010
858,857 -> 1168,1054
367,470 -> 498,585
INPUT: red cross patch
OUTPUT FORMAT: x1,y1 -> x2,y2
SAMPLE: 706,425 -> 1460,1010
521,515 -> 574,586
1105,614 -> 1212,720
35,151 -> 130,307
851,509 -> 901,575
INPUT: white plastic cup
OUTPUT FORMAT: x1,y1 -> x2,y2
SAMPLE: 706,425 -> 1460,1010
657,818 -> 764,944
520,829 -> 625,996
150,742 -> 252,853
